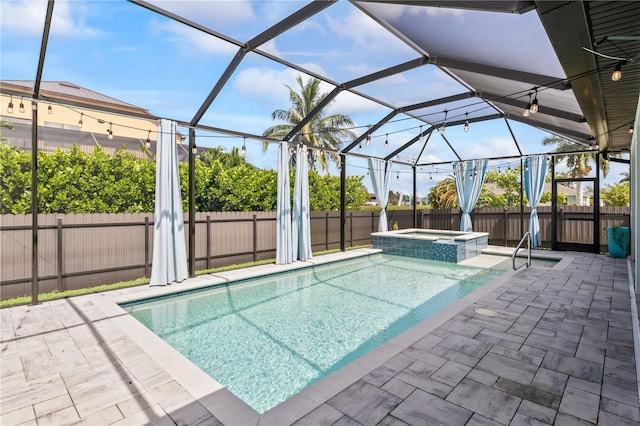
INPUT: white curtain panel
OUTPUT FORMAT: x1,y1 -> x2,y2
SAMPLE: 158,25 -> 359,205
150,118 -> 188,286
453,159 -> 488,232
524,154 -> 549,246
293,145 -> 312,261
276,141 -> 293,264
368,158 -> 393,232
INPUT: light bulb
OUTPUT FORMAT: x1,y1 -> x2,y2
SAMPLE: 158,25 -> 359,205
78,113 -> 83,129
629,126 -> 634,134
32,101 -> 37,110
384,134 -> 389,148
523,103 -> 531,117
530,97 -> 539,114
365,134 -> 371,147
241,142 -> 246,157
463,120 -> 469,132
7,95 -> 13,113
19,98 -> 25,113
611,63 -> 622,81
47,105 -> 52,114
107,123 -> 113,140
192,146 -> 197,154
358,143 -> 362,152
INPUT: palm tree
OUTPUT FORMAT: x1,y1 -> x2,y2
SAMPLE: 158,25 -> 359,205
428,177 -> 458,208
262,76 -> 356,172
542,136 -> 610,206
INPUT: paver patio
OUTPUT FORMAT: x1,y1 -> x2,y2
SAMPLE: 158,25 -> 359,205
1,249 -> 638,425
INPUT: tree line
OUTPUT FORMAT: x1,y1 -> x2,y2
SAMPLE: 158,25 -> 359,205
0,143 -> 369,215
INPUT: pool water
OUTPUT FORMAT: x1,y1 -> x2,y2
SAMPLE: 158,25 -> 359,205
122,254 -> 505,413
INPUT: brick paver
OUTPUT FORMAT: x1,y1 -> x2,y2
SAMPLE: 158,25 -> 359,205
1,251 -> 638,425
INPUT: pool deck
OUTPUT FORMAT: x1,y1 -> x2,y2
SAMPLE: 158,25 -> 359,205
1,248 -> 638,425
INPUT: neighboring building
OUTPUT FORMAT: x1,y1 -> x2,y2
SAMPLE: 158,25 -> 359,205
0,80 -> 195,161
483,182 -> 589,206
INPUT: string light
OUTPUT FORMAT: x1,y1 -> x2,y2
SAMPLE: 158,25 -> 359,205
384,134 -> 389,148
629,125 -> 634,134
611,62 -> 622,81
358,142 -> 362,152
396,171 -> 399,180
366,126 -> 371,147
438,110 -> 448,135
523,93 -> 532,116
418,125 -> 423,142
19,97 -> 25,113
145,130 -> 151,148
530,88 -> 539,114
78,113 -> 83,129
32,100 -> 37,111
107,122 -> 113,140
7,95 -> 13,113
463,112 -> 469,132
241,137 -> 246,157
192,144 -> 198,154
47,104 -> 52,114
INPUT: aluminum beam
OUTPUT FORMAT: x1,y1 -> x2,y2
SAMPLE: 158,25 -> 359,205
385,126 -> 434,161
507,114 -> 593,144
399,91 -> 476,113
481,91 -> 586,123
431,55 -> 571,90
284,86 -> 342,141
247,1 -> 336,49
343,110 -> 398,153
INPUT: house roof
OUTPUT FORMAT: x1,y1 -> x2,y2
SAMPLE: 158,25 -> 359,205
0,80 -> 151,118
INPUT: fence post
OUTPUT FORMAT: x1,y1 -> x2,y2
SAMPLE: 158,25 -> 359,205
325,212 -> 329,250
253,214 -> 257,262
206,215 -> 211,269
144,216 -> 150,277
57,217 -> 64,291
350,212 -> 353,247
504,208 -> 508,246
559,207 -> 564,242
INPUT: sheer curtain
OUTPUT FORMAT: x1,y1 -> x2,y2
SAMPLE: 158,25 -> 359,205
293,145 -> 312,261
524,154 -> 549,246
368,158 -> 393,232
276,141 -> 293,264
453,159 -> 488,232
150,119 -> 188,286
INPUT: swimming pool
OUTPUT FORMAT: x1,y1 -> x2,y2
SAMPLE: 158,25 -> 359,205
122,254 -> 505,413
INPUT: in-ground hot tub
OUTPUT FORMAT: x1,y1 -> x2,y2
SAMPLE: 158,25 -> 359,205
372,228 -> 489,263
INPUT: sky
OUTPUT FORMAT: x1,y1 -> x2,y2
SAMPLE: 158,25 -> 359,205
0,0 -> 629,199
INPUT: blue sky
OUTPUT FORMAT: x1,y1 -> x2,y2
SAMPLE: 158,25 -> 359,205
0,0 -> 628,198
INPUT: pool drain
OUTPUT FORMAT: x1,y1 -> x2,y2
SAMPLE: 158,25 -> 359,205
474,308 -> 497,317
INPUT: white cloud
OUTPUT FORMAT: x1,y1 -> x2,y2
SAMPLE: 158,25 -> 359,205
146,0 -> 254,28
332,91 -> 388,116
233,67 -> 301,106
152,19 -> 238,57
258,39 -> 281,57
0,0 -> 105,37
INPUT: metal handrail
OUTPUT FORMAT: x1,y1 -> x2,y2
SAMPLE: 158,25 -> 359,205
512,232 -> 531,270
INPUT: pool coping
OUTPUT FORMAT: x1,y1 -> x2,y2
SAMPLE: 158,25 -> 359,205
91,247 -> 573,426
